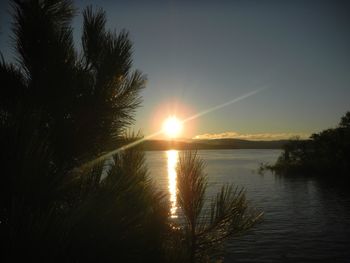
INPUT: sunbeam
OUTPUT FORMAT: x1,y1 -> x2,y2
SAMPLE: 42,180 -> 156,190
183,87 -> 267,123
77,86 -> 268,171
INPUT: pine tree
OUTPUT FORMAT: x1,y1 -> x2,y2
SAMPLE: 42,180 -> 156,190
0,1 -> 167,262
0,1 -> 263,262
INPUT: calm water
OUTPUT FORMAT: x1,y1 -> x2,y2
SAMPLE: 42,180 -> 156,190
146,149 -> 350,263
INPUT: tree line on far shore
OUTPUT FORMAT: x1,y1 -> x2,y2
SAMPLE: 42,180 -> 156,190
263,112 -> 350,178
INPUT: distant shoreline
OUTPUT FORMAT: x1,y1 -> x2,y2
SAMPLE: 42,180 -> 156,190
141,139 -> 290,151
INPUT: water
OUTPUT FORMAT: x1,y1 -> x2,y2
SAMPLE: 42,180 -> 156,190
146,149 -> 350,263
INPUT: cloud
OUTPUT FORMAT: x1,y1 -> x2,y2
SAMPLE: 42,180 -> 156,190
192,131 -> 310,141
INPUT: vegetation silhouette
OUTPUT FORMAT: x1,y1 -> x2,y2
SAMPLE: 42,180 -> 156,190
174,151 -> 262,263
1,0 -> 163,261
0,1 -> 261,262
265,111 -> 350,178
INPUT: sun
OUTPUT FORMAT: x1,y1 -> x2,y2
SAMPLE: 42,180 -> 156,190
162,116 -> 183,138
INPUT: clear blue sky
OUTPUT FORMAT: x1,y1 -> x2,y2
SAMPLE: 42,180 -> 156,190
1,0 -> 349,139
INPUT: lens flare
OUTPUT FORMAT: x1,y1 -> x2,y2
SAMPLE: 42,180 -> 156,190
76,87 -> 268,171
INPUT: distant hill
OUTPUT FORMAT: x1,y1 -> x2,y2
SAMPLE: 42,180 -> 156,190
141,138 -> 289,151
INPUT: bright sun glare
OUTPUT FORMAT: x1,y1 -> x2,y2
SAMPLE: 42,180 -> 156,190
162,116 -> 183,138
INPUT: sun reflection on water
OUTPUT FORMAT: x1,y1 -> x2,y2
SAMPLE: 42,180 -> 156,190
166,150 -> 179,218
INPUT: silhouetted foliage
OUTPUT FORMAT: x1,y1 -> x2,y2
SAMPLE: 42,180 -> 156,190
0,1 -> 262,262
0,1 -> 169,262
174,151 -> 262,263
269,111 -> 350,177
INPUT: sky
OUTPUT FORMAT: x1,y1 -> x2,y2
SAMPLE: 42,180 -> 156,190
1,0 -> 349,140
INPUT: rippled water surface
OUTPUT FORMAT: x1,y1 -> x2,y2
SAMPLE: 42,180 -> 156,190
146,149 -> 350,263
